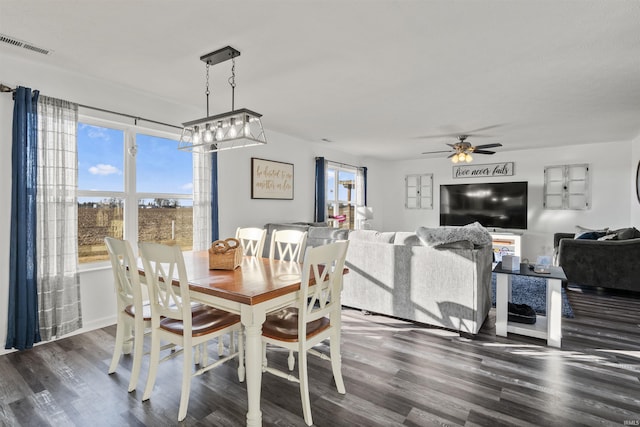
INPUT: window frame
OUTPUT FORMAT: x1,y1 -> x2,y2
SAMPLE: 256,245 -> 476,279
77,115 -> 192,269
325,162 -> 361,229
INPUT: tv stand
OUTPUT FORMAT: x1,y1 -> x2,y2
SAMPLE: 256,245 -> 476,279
490,232 -> 522,262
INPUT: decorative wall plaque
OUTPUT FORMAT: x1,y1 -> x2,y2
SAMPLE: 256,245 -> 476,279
452,162 -> 514,179
251,158 -> 294,199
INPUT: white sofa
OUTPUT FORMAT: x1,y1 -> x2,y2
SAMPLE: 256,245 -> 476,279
341,225 -> 493,335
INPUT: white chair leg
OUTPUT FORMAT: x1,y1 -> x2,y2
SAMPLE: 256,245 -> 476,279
238,329 -> 245,382
108,315 -> 126,374
178,345 -> 193,422
298,350 -> 313,426
127,319 -> 145,392
330,332 -> 346,394
193,343 -> 200,365
142,331 -> 161,401
122,319 -> 134,355
262,342 -> 268,369
201,343 -> 208,367
218,337 -> 224,356
287,350 -> 295,371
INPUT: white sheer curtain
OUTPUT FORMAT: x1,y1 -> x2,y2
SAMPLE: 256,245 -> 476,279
356,167 -> 365,207
36,96 -> 82,340
192,151 -> 212,251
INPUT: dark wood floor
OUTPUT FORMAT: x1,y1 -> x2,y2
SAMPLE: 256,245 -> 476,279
2,285 -> 640,427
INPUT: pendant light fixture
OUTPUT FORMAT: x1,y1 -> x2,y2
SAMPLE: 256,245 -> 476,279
178,46 -> 267,153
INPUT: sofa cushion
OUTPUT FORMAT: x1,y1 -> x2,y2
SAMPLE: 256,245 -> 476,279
307,226 -> 349,247
610,227 -> 640,240
348,230 -> 396,243
575,231 -> 607,240
574,225 -> 608,239
416,222 -> 492,248
393,232 -> 422,246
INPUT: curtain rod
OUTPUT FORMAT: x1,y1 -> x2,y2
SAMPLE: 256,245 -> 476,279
319,157 -> 365,170
1,82 -> 183,131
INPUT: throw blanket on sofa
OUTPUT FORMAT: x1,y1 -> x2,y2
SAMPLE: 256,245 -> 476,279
416,222 -> 492,247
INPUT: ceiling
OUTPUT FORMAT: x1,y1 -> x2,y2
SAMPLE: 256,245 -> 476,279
1,0 -> 640,161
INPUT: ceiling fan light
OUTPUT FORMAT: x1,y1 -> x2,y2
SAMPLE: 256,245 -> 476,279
451,155 -> 459,164
465,154 -> 473,163
458,153 -> 466,161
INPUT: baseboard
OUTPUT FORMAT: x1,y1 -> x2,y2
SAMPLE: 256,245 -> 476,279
0,314 -> 116,357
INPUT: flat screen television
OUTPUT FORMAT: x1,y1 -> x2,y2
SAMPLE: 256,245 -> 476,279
440,181 -> 528,230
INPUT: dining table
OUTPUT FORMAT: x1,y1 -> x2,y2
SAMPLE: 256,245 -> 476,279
179,251 -> 308,427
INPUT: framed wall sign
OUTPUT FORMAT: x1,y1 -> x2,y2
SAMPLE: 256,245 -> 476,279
251,158 -> 294,200
452,162 -> 514,179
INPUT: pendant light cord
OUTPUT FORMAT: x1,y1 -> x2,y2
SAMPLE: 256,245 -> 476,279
205,63 -> 210,117
229,58 -> 236,111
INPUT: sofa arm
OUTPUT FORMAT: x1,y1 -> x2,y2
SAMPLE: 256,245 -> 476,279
558,238 -> 640,291
553,232 -> 574,249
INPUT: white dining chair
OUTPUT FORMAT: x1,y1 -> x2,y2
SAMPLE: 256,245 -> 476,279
104,237 -> 150,393
268,229 -> 308,262
261,240 -> 350,426
138,241 -> 245,422
235,227 -> 267,257
267,229 -> 309,370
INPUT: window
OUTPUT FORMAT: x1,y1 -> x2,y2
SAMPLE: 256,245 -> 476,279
405,174 -> 433,209
77,120 -> 193,264
543,164 -> 590,210
325,163 -> 363,229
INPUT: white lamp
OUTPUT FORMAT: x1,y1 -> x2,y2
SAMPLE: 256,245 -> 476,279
356,206 -> 374,229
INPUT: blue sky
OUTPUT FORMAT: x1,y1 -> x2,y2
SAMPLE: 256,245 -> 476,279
78,123 -> 193,195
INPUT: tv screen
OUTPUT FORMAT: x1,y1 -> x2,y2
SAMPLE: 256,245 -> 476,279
440,181 -> 528,230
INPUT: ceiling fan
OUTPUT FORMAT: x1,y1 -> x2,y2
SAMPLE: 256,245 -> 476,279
421,135 -> 502,163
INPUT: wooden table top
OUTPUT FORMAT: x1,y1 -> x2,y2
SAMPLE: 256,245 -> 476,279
183,252 -> 305,306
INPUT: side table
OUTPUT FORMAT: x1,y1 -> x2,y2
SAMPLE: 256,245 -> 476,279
493,262 -> 567,348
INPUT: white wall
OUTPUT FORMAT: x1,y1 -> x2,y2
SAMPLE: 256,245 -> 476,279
215,136 -> 370,238
0,51 -> 375,354
381,140 -> 634,260
1,49 -> 638,354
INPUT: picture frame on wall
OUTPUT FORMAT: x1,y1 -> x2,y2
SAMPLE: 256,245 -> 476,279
251,157 -> 294,200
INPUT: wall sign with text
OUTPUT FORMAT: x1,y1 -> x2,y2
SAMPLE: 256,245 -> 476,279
251,157 -> 294,199
452,162 -> 514,179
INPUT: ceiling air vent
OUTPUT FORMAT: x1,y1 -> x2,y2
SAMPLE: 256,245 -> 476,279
0,33 -> 52,55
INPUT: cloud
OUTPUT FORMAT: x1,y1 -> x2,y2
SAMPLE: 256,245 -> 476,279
79,124 -> 111,141
181,182 -> 193,191
89,164 -> 121,176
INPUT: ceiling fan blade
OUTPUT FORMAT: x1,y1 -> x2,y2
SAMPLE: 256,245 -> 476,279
473,150 -> 496,155
446,143 -> 458,148
421,150 -> 453,155
413,124 -> 504,140
447,153 -> 457,158
464,124 -> 504,134
473,143 -> 503,149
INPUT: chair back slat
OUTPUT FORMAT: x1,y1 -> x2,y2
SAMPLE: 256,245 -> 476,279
235,227 -> 267,257
105,237 -> 143,312
269,229 -> 308,262
299,241 -> 349,331
139,242 -> 190,323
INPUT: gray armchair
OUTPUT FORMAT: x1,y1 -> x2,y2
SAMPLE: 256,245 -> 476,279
554,232 -> 640,292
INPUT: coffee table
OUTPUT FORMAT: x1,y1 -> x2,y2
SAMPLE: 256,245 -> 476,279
493,262 -> 567,348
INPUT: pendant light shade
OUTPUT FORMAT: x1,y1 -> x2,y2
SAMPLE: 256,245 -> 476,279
178,46 -> 267,153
